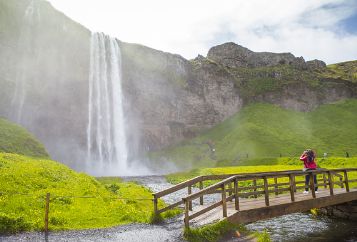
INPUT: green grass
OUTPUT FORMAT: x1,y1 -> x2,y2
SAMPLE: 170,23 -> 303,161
0,153 -> 178,233
151,99 -> 357,169
254,229 -> 272,242
321,60 -> 357,83
166,165 -> 302,185
0,118 -> 49,158
230,64 -> 320,98
183,220 -> 244,242
167,157 -> 357,189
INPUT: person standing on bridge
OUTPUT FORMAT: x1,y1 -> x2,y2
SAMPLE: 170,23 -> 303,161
300,149 -> 318,194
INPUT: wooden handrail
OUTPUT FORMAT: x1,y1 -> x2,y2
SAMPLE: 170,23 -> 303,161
154,176 -> 203,198
153,168 -> 357,221
183,175 -> 237,202
179,168 -> 356,228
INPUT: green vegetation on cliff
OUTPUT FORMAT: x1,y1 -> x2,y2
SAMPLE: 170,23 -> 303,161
151,99 -> 357,168
231,64 -> 320,98
0,118 -> 49,158
322,60 -> 357,82
0,153 -> 177,233
194,56 -> 357,100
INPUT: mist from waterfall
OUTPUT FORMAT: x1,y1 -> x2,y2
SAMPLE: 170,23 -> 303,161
87,32 -> 129,175
11,0 -> 41,123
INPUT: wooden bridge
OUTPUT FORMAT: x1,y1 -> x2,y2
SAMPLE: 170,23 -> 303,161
153,168 -> 357,228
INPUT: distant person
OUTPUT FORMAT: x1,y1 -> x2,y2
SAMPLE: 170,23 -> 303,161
300,149 -> 318,194
346,151 -> 349,158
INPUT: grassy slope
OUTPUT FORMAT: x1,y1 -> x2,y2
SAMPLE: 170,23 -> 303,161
151,99 -> 357,168
321,60 -> 357,83
0,118 -> 49,158
0,153 -> 175,233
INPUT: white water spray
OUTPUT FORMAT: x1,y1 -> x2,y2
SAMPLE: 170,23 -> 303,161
87,32 -> 128,174
11,0 -> 41,123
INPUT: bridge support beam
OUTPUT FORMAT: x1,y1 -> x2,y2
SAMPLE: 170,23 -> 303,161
227,191 -> 357,225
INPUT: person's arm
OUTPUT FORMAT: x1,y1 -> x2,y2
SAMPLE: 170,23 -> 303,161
300,151 -> 307,161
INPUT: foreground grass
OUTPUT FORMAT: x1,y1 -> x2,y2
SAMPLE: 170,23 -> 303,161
184,220 -> 245,242
150,99 -> 357,169
0,153 -> 178,233
0,118 -> 49,158
184,219 -> 272,242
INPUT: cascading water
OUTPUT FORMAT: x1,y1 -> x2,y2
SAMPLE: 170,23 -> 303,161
87,32 -> 128,175
11,0 -> 41,123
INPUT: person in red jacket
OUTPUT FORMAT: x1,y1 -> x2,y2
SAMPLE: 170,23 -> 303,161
300,149 -> 318,194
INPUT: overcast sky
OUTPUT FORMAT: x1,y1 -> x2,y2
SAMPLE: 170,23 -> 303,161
47,0 -> 357,64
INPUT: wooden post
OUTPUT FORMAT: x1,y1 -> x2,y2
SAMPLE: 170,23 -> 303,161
343,170 -> 350,192
263,176 -> 269,206
274,177 -> 278,196
234,178 -> 239,211
44,193 -> 50,233
323,174 -> 327,188
184,199 -> 190,228
339,174 -> 344,188
253,179 -> 258,198
222,184 -> 227,217
310,173 -> 316,198
327,171 -> 334,195
199,181 -> 204,205
188,185 -> 192,211
289,174 -> 295,202
153,195 -> 158,216
292,175 -> 297,193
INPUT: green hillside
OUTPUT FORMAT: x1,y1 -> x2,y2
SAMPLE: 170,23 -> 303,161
0,118 -> 49,158
322,60 -> 357,82
150,99 -> 357,168
0,153 -> 175,233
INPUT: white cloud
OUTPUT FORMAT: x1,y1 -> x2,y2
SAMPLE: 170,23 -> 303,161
47,0 -> 357,63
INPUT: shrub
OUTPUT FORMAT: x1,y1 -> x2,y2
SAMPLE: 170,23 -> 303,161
0,212 -> 31,233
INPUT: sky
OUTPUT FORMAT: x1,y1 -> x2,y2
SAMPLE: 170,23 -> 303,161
47,0 -> 357,64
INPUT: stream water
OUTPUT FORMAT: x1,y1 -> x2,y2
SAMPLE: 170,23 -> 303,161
1,176 -> 356,242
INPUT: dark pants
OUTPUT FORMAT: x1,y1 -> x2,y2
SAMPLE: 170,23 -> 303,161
305,173 -> 318,191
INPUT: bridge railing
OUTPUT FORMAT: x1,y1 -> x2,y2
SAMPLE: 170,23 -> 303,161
152,170 -> 306,215
180,168 -> 357,228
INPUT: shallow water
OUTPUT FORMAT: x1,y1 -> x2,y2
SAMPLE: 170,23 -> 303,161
244,213 -> 357,242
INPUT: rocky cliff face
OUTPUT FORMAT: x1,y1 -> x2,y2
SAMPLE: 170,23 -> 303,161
120,42 -> 242,153
207,42 -> 306,68
0,0 -> 355,169
204,42 -> 356,111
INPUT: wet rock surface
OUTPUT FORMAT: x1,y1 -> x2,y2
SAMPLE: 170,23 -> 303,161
0,222 -> 183,242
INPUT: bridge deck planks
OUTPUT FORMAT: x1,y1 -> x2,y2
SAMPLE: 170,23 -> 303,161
189,188 -> 357,227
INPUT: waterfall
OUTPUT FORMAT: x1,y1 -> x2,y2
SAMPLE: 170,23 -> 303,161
87,32 -> 128,173
11,0 -> 41,123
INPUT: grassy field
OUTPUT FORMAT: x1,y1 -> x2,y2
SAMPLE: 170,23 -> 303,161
150,99 -> 357,169
166,157 -> 357,188
0,118 -> 49,158
0,153 -> 178,233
